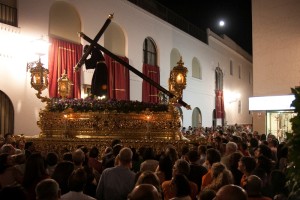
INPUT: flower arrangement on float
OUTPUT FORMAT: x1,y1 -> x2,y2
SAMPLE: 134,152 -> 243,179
47,98 -> 169,113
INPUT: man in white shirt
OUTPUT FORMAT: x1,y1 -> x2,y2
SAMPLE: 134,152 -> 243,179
96,147 -> 136,200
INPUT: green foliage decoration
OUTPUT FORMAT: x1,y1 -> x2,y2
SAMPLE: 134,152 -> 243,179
286,87 -> 300,199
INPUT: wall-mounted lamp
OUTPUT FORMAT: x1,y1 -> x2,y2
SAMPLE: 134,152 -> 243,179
27,36 -> 50,102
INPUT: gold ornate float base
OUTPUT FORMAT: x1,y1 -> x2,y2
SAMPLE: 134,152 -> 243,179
28,105 -> 189,156
37,106 -> 182,140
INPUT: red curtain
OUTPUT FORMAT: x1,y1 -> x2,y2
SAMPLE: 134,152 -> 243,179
48,37 -> 82,98
215,89 -> 224,118
142,64 -> 160,103
104,54 -> 130,100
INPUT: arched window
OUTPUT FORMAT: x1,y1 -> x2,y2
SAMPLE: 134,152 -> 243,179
192,57 -> 202,79
192,107 -> 202,128
0,90 -> 14,136
142,37 -> 160,103
143,37 -> 157,66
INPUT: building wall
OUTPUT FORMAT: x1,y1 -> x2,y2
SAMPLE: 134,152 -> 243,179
252,0 -> 300,96
252,0 -> 300,133
0,0 -> 252,136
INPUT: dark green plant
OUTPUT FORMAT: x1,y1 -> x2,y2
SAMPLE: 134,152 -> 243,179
286,87 -> 300,199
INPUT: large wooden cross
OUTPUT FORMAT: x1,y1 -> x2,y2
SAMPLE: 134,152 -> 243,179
75,14 -> 190,109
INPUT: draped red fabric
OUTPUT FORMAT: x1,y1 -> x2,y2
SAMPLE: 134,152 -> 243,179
104,54 -> 130,100
215,90 -> 224,118
48,37 -> 82,98
142,64 -> 160,103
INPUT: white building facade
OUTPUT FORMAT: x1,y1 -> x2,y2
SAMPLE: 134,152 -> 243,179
0,0 -> 252,136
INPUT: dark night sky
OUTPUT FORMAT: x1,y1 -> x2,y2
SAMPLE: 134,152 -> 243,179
154,0 -> 252,55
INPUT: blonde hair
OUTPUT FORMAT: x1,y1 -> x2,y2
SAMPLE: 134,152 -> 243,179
205,162 -> 234,191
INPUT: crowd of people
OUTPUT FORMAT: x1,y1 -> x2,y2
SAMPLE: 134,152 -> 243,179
0,126 -> 292,200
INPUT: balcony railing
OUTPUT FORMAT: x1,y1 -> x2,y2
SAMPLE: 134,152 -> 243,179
0,3 -> 17,27
128,0 -> 207,44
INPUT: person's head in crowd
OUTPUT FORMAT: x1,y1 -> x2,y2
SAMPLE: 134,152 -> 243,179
62,152 -> 73,162
46,152 -> 59,167
238,156 -> 256,175
214,184 -> 247,200
277,142 -> 288,159
51,161 -> 75,195
198,188 -> 216,200
187,149 -> 199,163
172,159 -> 190,177
269,138 -> 279,148
245,175 -> 267,198
225,142 -> 237,154
165,145 -> 178,164
35,179 -> 61,200
198,145 -> 207,155
157,154 -> 173,181
205,148 -> 221,168
119,147 -> 133,166
229,152 -> 243,169
206,162 -> 234,191
250,138 -> 259,148
68,168 -> 87,192
256,155 -> 273,175
180,145 -> 189,160
89,146 -> 99,159
113,143 -> 123,156
25,141 -> 35,152
0,144 -> 15,155
171,173 -> 191,199
127,184 -> 161,200
111,139 -> 122,148
135,170 -> 162,197
252,168 -> 268,187
260,134 -> 267,141
3,133 -> 14,145
255,144 -> 272,159
72,148 -> 85,167
142,147 -> 156,160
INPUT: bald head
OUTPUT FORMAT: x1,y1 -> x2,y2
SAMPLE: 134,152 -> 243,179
128,184 -> 160,200
215,184 -> 247,200
246,175 -> 263,196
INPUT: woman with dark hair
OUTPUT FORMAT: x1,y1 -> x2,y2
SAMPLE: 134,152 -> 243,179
155,154 -> 173,184
51,161 -> 75,195
238,156 -> 256,188
170,174 -> 191,200
228,152 -> 243,185
22,152 -> 49,200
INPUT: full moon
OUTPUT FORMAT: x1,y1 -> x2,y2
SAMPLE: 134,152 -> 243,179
219,20 -> 225,27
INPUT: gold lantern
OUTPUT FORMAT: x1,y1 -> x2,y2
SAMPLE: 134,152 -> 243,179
27,36 -> 51,103
29,58 -> 49,99
58,71 -> 73,98
169,57 -> 188,104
